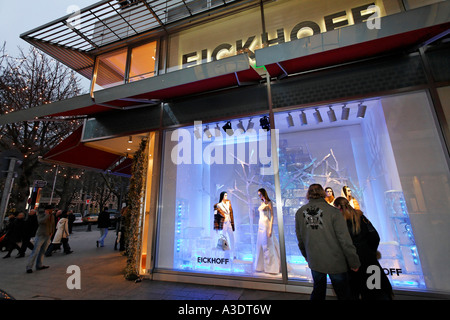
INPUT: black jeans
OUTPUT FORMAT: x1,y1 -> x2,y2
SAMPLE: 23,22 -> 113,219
310,270 -> 352,300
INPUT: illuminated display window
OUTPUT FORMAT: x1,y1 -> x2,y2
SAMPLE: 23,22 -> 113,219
156,91 -> 450,292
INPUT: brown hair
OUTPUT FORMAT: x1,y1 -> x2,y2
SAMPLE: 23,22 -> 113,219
334,196 -> 362,235
306,184 -> 326,200
258,188 -> 271,202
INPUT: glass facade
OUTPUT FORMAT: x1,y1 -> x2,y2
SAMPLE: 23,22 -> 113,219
93,41 -> 158,91
156,90 -> 450,292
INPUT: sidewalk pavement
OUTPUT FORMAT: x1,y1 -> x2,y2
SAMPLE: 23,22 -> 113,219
0,226 -> 311,300
0,226 -> 443,301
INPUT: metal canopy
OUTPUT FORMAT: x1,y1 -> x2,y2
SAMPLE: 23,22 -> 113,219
20,0 -> 244,79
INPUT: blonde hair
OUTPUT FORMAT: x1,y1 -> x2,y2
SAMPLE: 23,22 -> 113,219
334,196 -> 362,235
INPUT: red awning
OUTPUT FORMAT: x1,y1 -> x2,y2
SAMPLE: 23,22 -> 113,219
262,23 -> 450,78
43,126 -> 133,176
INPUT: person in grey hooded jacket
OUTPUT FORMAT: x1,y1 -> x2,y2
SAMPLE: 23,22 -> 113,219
295,184 -> 360,300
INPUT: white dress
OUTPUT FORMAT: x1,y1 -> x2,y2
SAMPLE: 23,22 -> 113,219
217,201 -> 235,256
254,201 -> 281,274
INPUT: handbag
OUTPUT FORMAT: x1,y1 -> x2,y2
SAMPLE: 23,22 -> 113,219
217,235 -> 230,251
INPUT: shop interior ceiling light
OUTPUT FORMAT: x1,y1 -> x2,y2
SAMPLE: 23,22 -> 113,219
300,111 -> 308,126
128,136 -> 133,143
214,123 -> 221,137
327,106 -> 337,122
222,121 -> 234,136
194,127 -> 202,140
357,103 -> 367,118
341,105 -> 350,120
260,116 -> 270,131
246,119 -> 255,131
313,108 -> 323,123
204,125 -> 212,139
286,113 -> 295,127
237,120 -> 246,133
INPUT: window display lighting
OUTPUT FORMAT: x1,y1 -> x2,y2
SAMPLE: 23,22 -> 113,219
327,106 -> 337,122
357,103 -> 367,118
237,120 -> 246,133
286,113 -> 295,127
313,108 -> 323,123
204,125 -> 212,138
194,127 -> 202,139
222,121 -> 233,136
341,104 -> 350,120
300,110 -> 307,125
214,123 -> 221,137
246,119 -> 255,131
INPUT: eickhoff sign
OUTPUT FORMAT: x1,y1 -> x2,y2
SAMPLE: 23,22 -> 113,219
180,2 -> 381,68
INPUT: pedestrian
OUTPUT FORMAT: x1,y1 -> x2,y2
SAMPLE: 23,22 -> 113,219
67,210 -> 75,234
17,210 -> 38,258
45,210 -> 73,256
115,204 -> 128,251
3,213 -> 24,258
295,184 -> 360,300
333,196 -> 394,300
26,204 -> 55,273
97,207 -> 110,247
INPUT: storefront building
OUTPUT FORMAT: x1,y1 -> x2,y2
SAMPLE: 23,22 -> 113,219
2,0 -> 450,297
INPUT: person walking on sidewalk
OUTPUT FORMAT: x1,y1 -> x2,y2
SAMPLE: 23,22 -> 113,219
45,210 -> 73,256
26,205 -> 55,273
17,209 -> 38,258
97,207 -> 110,247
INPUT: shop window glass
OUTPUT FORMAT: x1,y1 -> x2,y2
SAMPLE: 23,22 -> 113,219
157,117 -> 282,279
94,48 -> 127,91
129,42 -> 157,82
276,91 -> 450,292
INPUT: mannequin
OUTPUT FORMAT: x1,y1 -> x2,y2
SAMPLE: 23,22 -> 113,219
214,192 -> 235,256
254,188 -> 281,274
342,186 -> 361,210
324,187 -> 335,205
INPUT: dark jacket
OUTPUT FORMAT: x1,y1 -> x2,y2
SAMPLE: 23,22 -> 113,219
24,214 -> 38,238
346,214 -> 393,299
98,211 -> 111,229
295,198 -> 360,274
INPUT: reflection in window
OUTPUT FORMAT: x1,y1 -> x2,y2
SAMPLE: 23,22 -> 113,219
129,41 -> 157,82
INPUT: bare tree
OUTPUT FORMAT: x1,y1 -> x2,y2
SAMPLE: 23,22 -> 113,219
0,43 -> 83,211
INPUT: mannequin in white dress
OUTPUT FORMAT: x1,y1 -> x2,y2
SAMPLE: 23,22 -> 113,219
254,188 -> 281,274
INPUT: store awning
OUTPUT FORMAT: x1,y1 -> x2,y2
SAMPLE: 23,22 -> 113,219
255,1 -> 450,77
43,126 -> 133,176
0,53 -> 262,125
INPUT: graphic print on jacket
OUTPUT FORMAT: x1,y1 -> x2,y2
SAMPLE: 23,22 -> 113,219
303,206 -> 323,230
